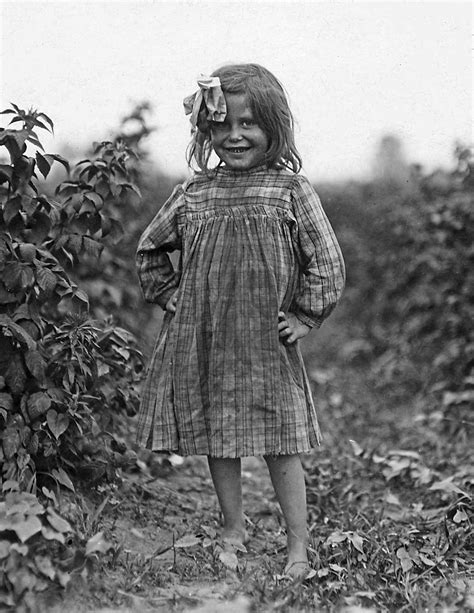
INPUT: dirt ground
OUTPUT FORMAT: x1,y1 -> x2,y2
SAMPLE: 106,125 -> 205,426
57,454 -> 304,613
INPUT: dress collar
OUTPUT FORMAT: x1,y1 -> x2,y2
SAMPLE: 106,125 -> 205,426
216,162 -> 270,175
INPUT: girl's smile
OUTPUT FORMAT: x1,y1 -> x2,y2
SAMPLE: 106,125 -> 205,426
210,94 -> 269,171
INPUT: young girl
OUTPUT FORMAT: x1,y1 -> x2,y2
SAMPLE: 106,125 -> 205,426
136,63 -> 345,578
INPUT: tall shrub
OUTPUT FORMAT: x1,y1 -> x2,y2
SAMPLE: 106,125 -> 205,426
0,105 -> 144,491
354,146 -> 473,429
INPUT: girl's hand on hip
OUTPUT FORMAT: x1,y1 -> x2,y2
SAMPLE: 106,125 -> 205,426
278,311 -> 311,344
165,291 -> 179,313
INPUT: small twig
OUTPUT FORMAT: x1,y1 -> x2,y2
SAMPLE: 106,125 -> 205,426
439,417 -> 474,427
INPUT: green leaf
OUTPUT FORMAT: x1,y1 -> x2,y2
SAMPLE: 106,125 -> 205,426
0,130 -> 28,162
84,212 -> 102,234
47,410 -> 70,440
5,354 -> 27,395
326,530 -> 347,545
10,543 -> 28,556
27,210 -> 51,243
429,478 -> 469,497
18,243 -> 36,262
2,263 -> 22,291
41,526 -> 65,544
0,392 -> 13,413
46,153 -> 69,172
35,555 -> 56,580
41,486 -> 57,505
0,541 -> 11,559
72,288 -> 89,306
36,266 -> 57,293
26,130 -> 44,151
347,532 -> 365,554
2,427 -> 20,459
27,432 -> 39,455
68,192 -> 84,212
35,152 -> 51,179
396,547 -> 413,573
56,569 -> 71,588
11,515 -> 42,542
7,117 -> 24,127
20,266 -> 35,288
174,534 -> 201,548
66,234 -> 83,254
123,182 -> 142,198
0,164 -> 13,184
3,196 -> 22,225
23,197 -> 40,216
0,314 -> 37,349
85,531 -> 113,556
218,550 -> 238,570
25,350 -> 46,382
77,200 -> 96,217
46,508 -> 72,533
51,467 -> 75,492
0,284 -> 17,305
2,480 -> 19,492
82,237 -> 102,258
443,390 -> 474,406
108,218 -> 124,243
27,391 -> 51,420
83,191 -> 103,207
31,118 -> 50,132
453,509 -> 469,523
37,112 -> 54,133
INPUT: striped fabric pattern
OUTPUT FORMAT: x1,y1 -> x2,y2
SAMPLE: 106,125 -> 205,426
136,165 -> 345,457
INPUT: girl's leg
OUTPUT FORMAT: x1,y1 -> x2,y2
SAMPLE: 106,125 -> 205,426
264,454 -> 309,575
207,457 -> 247,544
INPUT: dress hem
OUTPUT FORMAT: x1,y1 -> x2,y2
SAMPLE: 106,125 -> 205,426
136,442 -> 321,458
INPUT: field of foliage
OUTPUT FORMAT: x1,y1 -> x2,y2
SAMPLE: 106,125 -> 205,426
0,105 -> 472,612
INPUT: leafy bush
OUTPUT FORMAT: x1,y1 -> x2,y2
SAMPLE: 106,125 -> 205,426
0,104 -> 145,607
0,480 -> 116,611
318,146 -> 473,434
364,147 -> 473,428
0,104 -> 144,487
0,484 -> 74,609
65,103 -> 180,348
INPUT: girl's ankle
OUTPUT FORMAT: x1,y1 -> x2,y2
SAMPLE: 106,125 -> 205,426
286,536 -> 308,564
222,525 -> 247,542
284,559 -> 310,579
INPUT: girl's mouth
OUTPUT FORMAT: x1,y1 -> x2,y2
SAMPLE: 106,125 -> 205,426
226,147 -> 250,154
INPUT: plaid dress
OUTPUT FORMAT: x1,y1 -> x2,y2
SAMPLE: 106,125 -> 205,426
136,164 -> 345,457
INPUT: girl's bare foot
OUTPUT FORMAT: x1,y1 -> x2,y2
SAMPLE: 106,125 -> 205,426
222,527 -> 249,550
284,560 -> 311,579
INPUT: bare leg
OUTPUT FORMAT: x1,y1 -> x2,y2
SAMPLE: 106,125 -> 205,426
207,457 -> 247,545
264,454 -> 309,577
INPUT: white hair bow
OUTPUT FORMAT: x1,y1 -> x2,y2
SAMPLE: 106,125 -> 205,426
183,76 -> 227,130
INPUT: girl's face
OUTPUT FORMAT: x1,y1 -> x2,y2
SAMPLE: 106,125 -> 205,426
210,93 -> 269,171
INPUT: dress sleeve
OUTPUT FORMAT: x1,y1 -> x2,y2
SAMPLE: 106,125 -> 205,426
135,184 -> 184,308
290,175 -> 346,328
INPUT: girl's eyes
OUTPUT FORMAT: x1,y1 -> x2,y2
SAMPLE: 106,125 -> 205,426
210,120 -> 257,130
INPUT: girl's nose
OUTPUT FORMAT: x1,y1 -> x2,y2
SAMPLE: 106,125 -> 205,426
228,124 -> 243,141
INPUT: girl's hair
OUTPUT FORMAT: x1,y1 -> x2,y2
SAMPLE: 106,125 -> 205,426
186,63 -> 302,173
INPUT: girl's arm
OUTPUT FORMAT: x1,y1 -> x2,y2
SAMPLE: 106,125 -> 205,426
135,185 -> 184,309
290,175 -> 346,329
